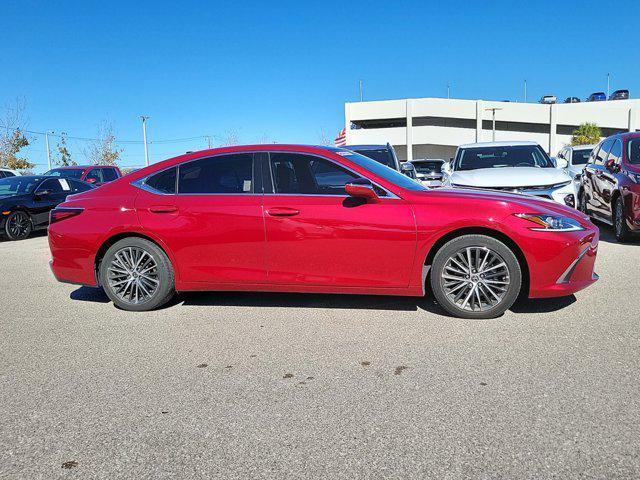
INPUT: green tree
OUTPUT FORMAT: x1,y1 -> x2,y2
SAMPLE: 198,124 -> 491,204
56,133 -> 76,166
571,122 -> 601,146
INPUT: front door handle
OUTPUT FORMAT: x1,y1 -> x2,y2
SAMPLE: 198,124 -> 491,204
149,205 -> 178,213
266,207 -> 300,217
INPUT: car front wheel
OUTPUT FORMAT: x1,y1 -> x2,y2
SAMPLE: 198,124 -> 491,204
430,234 -> 522,319
614,196 -> 632,242
99,237 -> 175,311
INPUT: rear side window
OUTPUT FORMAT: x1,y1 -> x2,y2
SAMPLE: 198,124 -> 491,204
178,154 -> 253,194
69,179 -> 93,193
102,168 -> 118,182
270,153 -> 359,195
145,167 -> 177,194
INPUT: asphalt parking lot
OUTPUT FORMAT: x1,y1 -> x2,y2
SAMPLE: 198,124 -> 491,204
1,228 -> 639,479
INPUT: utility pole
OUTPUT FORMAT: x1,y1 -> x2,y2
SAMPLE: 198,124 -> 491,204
524,80 -> 527,103
140,116 -> 150,166
205,135 -> 212,149
447,83 -> 450,99
359,79 -> 363,102
45,131 -> 53,170
485,108 -> 503,142
607,73 -> 610,99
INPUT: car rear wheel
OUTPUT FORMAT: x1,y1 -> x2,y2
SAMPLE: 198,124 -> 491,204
614,196 -> 632,243
578,189 -> 588,214
430,235 -> 522,319
99,237 -> 175,311
4,211 -> 32,241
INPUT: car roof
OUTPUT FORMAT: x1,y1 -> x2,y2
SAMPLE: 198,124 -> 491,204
344,144 -> 389,150
48,165 -> 91,170
457,141 -> 539,149
570,144 -> 596,150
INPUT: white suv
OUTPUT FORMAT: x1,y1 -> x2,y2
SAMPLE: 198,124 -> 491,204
0,168 -> 20,179
443,141 -> 577,208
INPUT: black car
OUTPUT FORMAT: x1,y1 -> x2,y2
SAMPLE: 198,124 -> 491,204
564,97 -> 581,103
0,175 -> 94,241
609,89 -> 629,100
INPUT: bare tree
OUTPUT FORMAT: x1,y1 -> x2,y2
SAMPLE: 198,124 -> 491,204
85,121 -> 122,165
220,129 -> 240,146
55,133 -> 76,166
317,129 -> 332,146
0,98 -> 34,170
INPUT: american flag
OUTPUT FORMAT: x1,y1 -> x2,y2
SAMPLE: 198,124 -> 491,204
334,127 -> 346,147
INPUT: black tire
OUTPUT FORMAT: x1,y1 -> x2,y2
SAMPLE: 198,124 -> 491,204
4,211 -> 32,241
429,234 -> 522,319
613,196 -> 632,243
99,237 -> 175,311
578,189 -> 588,215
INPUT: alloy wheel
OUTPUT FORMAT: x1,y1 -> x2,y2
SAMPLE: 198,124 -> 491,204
615,199 -> 624,237
107,247 -> 159,305
7,212 -> 31,239
441,246 -> 510,312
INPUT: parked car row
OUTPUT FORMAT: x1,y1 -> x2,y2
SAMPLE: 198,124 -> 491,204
540,90 -> 629,104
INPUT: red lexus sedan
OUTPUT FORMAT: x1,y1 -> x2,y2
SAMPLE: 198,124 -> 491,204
48,145 -> 599,319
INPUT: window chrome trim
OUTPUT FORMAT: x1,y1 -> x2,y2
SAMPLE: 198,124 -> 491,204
132,150 -> 400,199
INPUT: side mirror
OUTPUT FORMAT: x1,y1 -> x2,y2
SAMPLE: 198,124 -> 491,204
400,162 -> 416,178
86,177 -> 97,184
345,179 -> 379,202
605,158 -> 618,172
555,157 -> 568,169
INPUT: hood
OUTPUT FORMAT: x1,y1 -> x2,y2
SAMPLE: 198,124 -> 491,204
450,167 -> 571,188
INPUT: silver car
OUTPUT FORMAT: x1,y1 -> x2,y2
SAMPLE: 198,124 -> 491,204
556,144 -> 595,182
409,159 -> 445,187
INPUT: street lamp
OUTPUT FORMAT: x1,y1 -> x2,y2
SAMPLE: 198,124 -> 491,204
485,108 -> 503,141
140,116 -> 150,166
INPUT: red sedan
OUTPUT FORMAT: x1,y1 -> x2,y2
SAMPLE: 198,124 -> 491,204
48,145 -> 599,319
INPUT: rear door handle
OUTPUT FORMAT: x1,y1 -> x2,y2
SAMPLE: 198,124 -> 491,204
266,207 -> 300,217
149,205 -> 178,213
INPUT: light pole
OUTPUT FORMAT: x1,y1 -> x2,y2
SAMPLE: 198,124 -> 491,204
205,135 -> 212,149
44,131 -> 54,170
607,73 -> 610,99
485,108 -> 503,141
524,80 -> 527,103
359,79 -> 363,102
447,83 -> 450,99
140,116 -> 150,166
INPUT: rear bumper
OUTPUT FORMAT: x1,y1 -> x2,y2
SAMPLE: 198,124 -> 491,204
48,228 -> 98,287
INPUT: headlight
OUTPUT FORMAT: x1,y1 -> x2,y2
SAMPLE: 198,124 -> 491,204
628,172 -> 640,184
515,213 -> 584,232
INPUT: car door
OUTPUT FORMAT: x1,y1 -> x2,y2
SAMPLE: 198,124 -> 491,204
600,138 -> 622,219
135,152 -> 267,285
262,151 -> 416,288
32,178 -> 73,227
584,138 -> 613,216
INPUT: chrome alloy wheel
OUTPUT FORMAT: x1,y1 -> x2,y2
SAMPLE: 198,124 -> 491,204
441,246 -> 510,312
107,247 -> 159,304
7,212 -> 30,239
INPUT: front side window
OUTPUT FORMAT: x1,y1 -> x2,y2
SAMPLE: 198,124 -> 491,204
270,153 -> 358,195
178,154 -> 253,194
627,138 -> 640,165
454,145 -> 554,171
607,140 -> 622,165
85,169 -> 104,183
594,138 -> 614,165
571,149 -> 592,165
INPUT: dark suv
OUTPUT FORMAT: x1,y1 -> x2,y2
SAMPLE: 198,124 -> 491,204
44,165 -> 122,186
579,132 -> 640,241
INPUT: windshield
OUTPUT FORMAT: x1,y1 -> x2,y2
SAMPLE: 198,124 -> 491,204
44,168 -> 84,179
350,148 -> 396,169
628,138 -> 640,165
455,145 -> 554,171
412,161 -> 443,174
571,149 -> 592,165
0,177 -> 41,196
325,147 -> 427,191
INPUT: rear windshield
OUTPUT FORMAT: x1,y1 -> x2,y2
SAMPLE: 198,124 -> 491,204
412,161 -> 443,174
571,149 -> 592,165
455,145 -> 554,171
628,138 -> 640,165
350,148 -> 396,169
45,168 -> 84,179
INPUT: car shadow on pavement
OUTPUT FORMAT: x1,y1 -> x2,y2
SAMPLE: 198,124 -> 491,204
595,222 -> 640,245
70,286 -> 110,303
510,295 -> 576,314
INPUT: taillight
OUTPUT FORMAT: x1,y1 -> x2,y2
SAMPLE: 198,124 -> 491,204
50,207 -> 84,224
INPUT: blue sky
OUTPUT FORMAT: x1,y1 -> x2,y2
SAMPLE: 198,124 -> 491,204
2,0 -> 639,171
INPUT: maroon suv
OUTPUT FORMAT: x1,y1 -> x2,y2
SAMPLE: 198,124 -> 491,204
579,132 -> 640,241
44,165 -> 122,186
